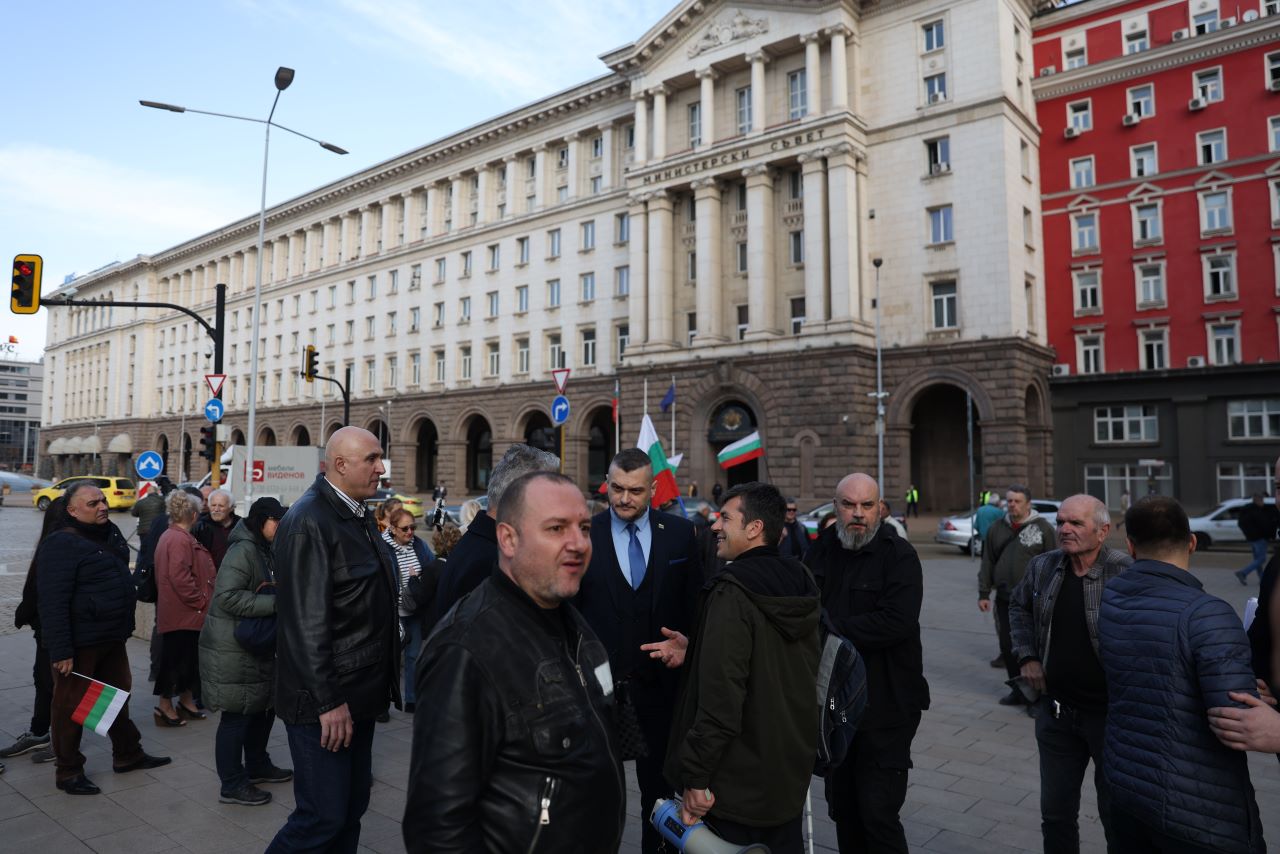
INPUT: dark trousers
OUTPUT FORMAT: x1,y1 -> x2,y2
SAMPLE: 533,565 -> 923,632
709,813 -> 804,854
906,501 -> 918,518
400,616 -> 423,705
215,709 -> 277,793
633,685 -> 676,854
828,713 -> 921,854
49,641 -> 145,783
266,719 -> 376,854
994,593 -> 1019,680
1110,808 -> 1221,853
1035,699 -> 1113,854
31,641 -> 53,736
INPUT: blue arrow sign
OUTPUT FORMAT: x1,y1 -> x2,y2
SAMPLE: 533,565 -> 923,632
135,451 -> 164,481
204,397 -> 225,423
551,395 -> 570,426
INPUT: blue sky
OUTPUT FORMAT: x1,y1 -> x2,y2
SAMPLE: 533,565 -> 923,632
1,0 -> 672,360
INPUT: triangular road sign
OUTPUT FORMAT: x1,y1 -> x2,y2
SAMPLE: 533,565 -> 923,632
205,373 -> 227,397
552,368 -> 571,395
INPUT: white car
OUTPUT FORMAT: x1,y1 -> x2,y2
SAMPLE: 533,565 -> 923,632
1189,497 -> 1278,550
935,500 -> 1062,555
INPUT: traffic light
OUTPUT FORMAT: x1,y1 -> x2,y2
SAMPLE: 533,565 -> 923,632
199,426 -> 216,462
11,254 -> 42,315
302,344 -> 319,382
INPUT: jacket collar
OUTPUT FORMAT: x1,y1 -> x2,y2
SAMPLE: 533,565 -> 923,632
312,473 -> 364,520
1129,558 -> 1202,590
466,511 -> 498,543
1048,545 -> 1125,580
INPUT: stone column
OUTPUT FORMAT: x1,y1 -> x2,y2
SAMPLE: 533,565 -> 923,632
564,133 -> 580,200
360,206 -> 377,256
632,92 -> 649,165
696,68 -> 717,149
475,166 -> 491,226
597,125 -> 614,192
826,143 -> 861,326
651,86 -> 668,161
229,253 -> 243,292
448,175 -> 465,230
403,192 -> 422,243
303,227 -> 317,274
288,231 -> 304,278
799,152 -> 829,326
646,189 -> 675,346
532,146 -> 548,210
692,178 -> 726,343
425,185 -> 443,237
801,33 -> 822,117
827,25 -> 853,114
747,51 -> 770,134
502,155 -> 519,216
274,236 -> 289,282
627,196 -> 649,346
383,195 -> 403,249
322,219 -> 339,267
744,165 -> 779,336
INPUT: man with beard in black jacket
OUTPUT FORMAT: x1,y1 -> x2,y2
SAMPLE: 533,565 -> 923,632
665,481 -> 820,854
405,471 -> 625,854
805,472 -> 930,854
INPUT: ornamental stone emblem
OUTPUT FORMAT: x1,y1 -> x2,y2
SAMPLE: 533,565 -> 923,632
688,10 -> 770,58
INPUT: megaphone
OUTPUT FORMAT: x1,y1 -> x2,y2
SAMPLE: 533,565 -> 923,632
650,799 -> 771,854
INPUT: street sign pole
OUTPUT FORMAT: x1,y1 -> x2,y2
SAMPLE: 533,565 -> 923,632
211,284 -> 225,490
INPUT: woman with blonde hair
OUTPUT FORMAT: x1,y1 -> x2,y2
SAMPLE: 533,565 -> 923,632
153,490 -> 216,726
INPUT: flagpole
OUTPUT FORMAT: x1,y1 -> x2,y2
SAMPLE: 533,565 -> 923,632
644,378 -> 649,417
614,378 -> 621,455
670,374 -> 676,458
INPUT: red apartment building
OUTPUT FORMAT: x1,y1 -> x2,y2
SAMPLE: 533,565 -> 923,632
1034,0 -> 1280,509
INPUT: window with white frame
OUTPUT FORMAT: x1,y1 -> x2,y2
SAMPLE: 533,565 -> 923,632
516,338 -> 530,374
925,73 -> 947,102
548,229 -> 561,258
547,334 -> 563,369
387,312 -> 398,335
736,305 -> 750,340
736,241 -> 748,273
580,273 -> 595,302
488,244 -> 500,271
790,297 -> 806,335
615,266 -> 630,296
517,236 -> 530,265
589,176 -> 602,195
928,205 -> 954,244
923,19 -> 945,51
788,169 -> 803,200
787,70 -> 807,120
1270,117 -> 1280,152
687,251 -> 697,282
366,275 -> 377,299
1073,212 -> 1099,252
1134,202 -> 1162,243
435,258 -> 446,282
1094,404 -> 1158,442
1228,399 -> 1280,439
1194,68 -> 1223,102
1198,129 -> 1226,164
1070,156 -> 1095,188
1140,327 -> 1167,369
1269,53 -> 1280,87
1074,269 -> 1101,312
1078,334 -> 1103,374
410,352 -> 421,385
1020,139 -> 1032,179
487,291 -> 499,317
1023,207 -> 1034,247
556,147 -> 569,169
1128,83 -> 1154,116
927,137 -> 950,173
547,279 -> 561,308
1125,30 -> 1149,53
624,124 -> 635,149
1137,262 -> 1165,306
789,230 -> 804,265
1271,178 -> 1280,223
617,324 -> 630,358
688,102 -> 702,147
736,87 -> 752,134
459,346 -> 472,380
581,328 -> 596,367
591,135 -> 603,158
1217,462 -> 1276,501
736,181 -> 747,211
1210,322 -> 1239,364
433,302 -> 444,327
461,251 -> 472,277
459,296 -> 471,322
386,356 -> 399,389
409,265 -> 421,291
1206,253 -> 1236,298
580,220 -> 595,251
486,342 -> 500,377
931,280 -> 958,329
1201,190 -> 1232,232
364,317 -> 375,339
516,285 -> 529,313
1068,100 -> 1092,130
1193,10 -> 1218,34
1268,0 -> 1280,16
345,319 -> 355,342
687,312 -> 698,347
616,213 -> 630,244
365,359 -> 376,391
434,350 -> 445,383
556,186 -> 568,203
1131,144 -> 1157,177
1065,47 -> 1087,69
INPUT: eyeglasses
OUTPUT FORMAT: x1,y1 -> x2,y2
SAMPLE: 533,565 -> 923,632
395,525 -> 416,533
786,507 -> 797,513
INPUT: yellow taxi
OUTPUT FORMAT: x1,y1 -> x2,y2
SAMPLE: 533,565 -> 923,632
33,476 -> 137,511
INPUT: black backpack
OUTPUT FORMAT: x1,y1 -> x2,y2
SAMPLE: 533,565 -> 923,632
814,610 -> 867,775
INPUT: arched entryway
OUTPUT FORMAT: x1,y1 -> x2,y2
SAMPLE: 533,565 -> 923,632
229,428 -> 246,447
156,434 -> 170,478
909,384 -> 982,513
523,412 -> 557,454
292,425 -> 312,447
325,422 -> 343,442
707,401 -> 760,488
1025,384 -> 1048,500
366,418 -> 389,457
258,427 -> 277,447
415,419 -> 438,493
465,416 -> 493,492
585,406 -> 616,492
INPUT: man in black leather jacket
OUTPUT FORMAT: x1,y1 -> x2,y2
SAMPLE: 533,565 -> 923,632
267,427 -> 400,854
404,471 -> 625,854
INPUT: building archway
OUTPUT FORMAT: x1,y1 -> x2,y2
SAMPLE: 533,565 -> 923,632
229,428 -> 246,447
258,427 -> 277,447
366,418 -> 389,456
523,411 -> 557,454
465,416 -> 493,492
292,425 -> 312,447
909,384 -> 981,513
585,406 -> 616,492
1025,383 -> 1048,499
707,400 -> 760,488
415,419 -> 439,493
325,422 -> 343,442
156,433 -> 170,477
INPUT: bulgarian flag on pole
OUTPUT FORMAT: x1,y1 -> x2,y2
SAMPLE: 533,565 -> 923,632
638,413 -> 681,508
718,431 -> 764,469
71,673 -> 129,736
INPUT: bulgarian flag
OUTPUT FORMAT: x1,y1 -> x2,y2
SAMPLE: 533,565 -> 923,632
71,674 -> 129,736
638,414 -> 681,508
718,431 -> 764,469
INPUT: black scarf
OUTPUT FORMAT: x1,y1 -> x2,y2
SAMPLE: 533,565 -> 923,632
66,517 -> 112,543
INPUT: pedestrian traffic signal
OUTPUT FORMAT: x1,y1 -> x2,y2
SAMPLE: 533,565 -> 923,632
199,426 -> 216,462
302,344 -> 319,382
10,254 -> 42,315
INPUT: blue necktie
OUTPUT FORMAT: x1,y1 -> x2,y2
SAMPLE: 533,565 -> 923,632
626,522 -> 646,590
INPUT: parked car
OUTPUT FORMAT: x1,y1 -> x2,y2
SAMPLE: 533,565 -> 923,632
679,497 -> 719,522
935,499 -> 1061,555
442,495 -> 489,526
799,500 -> 907,540
33,475 -> 137,511
365,488 -> 425,518
1189,496 -> 1278,550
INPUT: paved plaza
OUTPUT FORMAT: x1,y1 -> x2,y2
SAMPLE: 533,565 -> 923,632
0,504 -> 1276,852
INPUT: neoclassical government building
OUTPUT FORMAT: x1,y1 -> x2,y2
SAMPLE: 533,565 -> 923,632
41,0 -> 1055,511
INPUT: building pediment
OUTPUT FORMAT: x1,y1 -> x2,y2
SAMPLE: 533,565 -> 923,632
687,9 -> 772,58
1194,170 -> 1232,187
1067,193 -> 1100,209
1126,182 -> 1161,199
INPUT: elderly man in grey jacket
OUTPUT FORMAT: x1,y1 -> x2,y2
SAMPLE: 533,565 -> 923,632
1009,494 -> 1131,854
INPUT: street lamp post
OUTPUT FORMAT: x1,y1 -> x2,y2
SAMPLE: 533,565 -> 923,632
870,258 -> 887,490
142,67 -> 346,503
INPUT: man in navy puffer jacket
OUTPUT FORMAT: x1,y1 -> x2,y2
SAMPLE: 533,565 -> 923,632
1099,495 -> 1264,854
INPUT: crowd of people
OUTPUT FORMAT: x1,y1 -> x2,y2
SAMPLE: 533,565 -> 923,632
3,432 -> 1278,854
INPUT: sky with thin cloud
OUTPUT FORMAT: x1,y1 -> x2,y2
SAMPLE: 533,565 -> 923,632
1,0 -> 671,359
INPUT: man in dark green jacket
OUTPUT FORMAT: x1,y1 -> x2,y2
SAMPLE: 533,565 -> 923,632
665,481 -> 819,854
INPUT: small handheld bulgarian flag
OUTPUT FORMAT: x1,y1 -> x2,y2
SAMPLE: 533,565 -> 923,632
71,673 -> 129,736
717,431 -> 764,469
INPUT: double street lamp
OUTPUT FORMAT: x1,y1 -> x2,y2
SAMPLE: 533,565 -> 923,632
142,67 -> 347,503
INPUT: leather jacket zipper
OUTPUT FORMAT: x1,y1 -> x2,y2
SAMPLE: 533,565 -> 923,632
526,775 -> 558,854
573,634 -> 626,853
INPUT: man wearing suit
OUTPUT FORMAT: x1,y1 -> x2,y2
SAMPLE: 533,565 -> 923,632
575,448 -> 702,854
